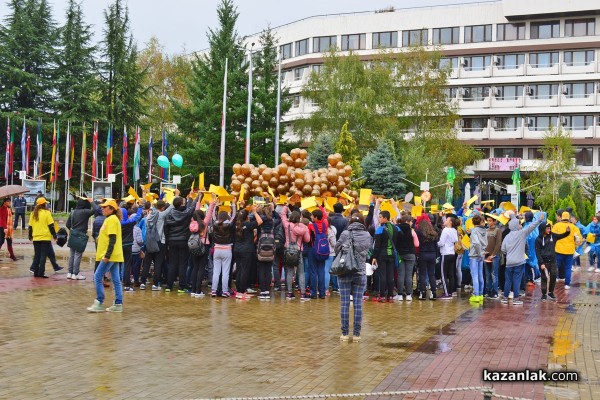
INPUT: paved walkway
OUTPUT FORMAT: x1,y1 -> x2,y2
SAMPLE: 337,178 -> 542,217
0,238 -> 599,400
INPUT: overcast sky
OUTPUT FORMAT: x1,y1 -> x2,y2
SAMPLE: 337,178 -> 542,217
0,0 -> 485,54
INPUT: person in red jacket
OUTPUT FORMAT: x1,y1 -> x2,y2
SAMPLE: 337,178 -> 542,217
0,198 -> 17,261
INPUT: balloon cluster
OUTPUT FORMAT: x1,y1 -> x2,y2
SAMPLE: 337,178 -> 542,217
229,148 -> 358,201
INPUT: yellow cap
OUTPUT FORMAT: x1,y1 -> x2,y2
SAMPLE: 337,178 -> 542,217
430,204 -> 439,212
519,206 -> 531,214
35,197 -> 48,206
442,202 -> 454,210
480,200 -> 494,205
100,199 -> 119,209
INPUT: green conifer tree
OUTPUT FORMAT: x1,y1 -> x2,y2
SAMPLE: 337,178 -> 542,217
361,143 -> 406,198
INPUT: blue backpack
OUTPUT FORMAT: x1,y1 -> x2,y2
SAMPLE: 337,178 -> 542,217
311,222 -> 330,261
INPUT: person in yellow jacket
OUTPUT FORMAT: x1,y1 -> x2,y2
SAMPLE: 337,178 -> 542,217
28,198 -> 57,277
551,211 -> 581,290
87,199 -> 124,312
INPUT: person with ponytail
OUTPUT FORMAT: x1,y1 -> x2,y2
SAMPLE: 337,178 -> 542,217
87,199 -> 124,312
28,197 -> 57,278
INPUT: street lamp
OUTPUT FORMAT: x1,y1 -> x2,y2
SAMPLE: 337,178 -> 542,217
245,42 -> 255,165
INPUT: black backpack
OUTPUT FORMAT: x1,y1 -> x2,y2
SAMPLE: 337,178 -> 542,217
145,211 -> 161,253
283,225 -> 300,267
56,228 -> 68,247
273,222 -> 285,252
257,229 -> 276,262
188,232 -> 207,257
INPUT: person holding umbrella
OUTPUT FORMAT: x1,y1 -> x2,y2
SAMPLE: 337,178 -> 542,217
29,197 -> 57,277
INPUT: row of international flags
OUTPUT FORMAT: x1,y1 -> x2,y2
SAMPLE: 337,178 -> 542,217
3,117 -> 170,185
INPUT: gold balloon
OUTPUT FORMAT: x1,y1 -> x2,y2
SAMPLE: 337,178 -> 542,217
337,181 -> 346,191
244,177 -> 253,185
269,177 -> 278,188
237,174 -> 245,182
344,165 -> 352,177
261,181 -> 269,190
251,180 -> 261,189
258,164 -> 267,174
299,149 -> 308,160
230,191 -> 239,198
320,183 -> 328,192
336,161 -> 345,170
294,158 -> 303,168
290,148 -> 299,160
329,186 -> 338,196
302,185 -> 312,196
326,170 -> 337,183
231,180 -> 241,192
233,163 -> 242,175
279,174 -> 289,184
344,176 -> 351,185
313,176 -> 321,186
241,164 -> 251,176
327,154 -> 337,167
277,184 -> 286,195
262,168 -> 272,181
311,189 -> 320,197
278,163 -> 288,175
351,190 -> 359,198
294,178 -> 305,189
294,169 -> 304,180
285,156 -> 294,166
333,153 -> 343,164
250,170 -> 260,180
281,153 -> 289,163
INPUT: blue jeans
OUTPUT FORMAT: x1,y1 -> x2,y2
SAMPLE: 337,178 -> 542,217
303,251 -> 310,291
339,274 -> 367,336
484,255 -> 500,296
308,250 -> 326,297
94,260 -> 123,305
469,257 -> 484,296
555,253 -> 573,286
504,264 -> 524,299
324,255 -> 336,292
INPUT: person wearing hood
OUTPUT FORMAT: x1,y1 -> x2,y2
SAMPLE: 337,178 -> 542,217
164,193 -> 198,293
120,200 -> 143,292
281,205 -> 311,300
551,211 -> 581,289
523,211 -> 540,287
501,212 -> 545,305
334,213 -> 373,342
483,214 -> 503,299
536,221 -> 570,301
65,198 -> 98,279
395,214 -> 418,302
468,215 -> 488,303
415,214 -> 439,300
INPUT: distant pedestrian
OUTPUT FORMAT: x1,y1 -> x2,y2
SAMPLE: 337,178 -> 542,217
66,198 -> 98,280
13,194 -> 27,229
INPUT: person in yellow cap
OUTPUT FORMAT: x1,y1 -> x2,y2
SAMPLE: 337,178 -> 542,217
28,197 -> 57,278
87,199 -> 124,312
551,211 -> 581,290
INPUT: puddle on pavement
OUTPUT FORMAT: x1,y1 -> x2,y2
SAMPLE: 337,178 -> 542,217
414,340 -> 452,354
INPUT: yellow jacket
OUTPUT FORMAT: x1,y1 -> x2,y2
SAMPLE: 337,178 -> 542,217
552,221 -> 581,255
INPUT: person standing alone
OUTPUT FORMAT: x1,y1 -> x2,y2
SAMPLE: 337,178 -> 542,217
13,194 -> 27,229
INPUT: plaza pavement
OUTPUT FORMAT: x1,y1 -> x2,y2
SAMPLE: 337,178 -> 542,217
0,231 -> 598,400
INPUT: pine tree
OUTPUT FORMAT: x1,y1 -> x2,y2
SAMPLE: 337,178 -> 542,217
173,0 -> 249,181
361,143 -> 406,198
0,0 -> 58,114
307,133 -> 335,170
55,0 -> 100,122
335,121 -> 361,180
99,0 -> 145,128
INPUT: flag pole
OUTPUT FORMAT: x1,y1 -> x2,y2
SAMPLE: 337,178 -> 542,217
219,57 -> 228,187
274,51 -> 282,166
245,43 -> 255,165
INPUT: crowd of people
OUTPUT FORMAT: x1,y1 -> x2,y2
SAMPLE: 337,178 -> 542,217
2,188 -> 600,341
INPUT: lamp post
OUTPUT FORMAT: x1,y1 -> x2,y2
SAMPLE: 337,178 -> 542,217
274,51 -> 282,165
244,42 -> 255,165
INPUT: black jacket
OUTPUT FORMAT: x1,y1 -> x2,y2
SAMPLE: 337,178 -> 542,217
415,228 -> 438,254
395,222 -> 416,255
373,222 -> 397,260
328,213 -> 348,240
164,199 -> 197,243
66,201 -> 98,233
535,223 -> 569,265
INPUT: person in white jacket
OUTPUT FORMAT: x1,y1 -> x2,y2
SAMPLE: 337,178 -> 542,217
437,217 -> 458,299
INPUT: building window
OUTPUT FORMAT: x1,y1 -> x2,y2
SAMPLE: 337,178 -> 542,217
402,29 -> 428,46
341,33 -> 366,51
529,52 -> 559,68
530,20 -> 560,39
311,64 -> 323,74
495,53 -> 525,69
527,116 -> 558,131
432,27 -> 459,45
442,87 -> 458,100
527,83 -> 559,99
475,148 -> 491,158
494,116 -> 520,130
464,24 -> 492,43
372,31 -> 398,48
497,23 -> 525,41
439,57 -> 459,70
496,85 -> 524,100
562,115 -> 594,130
313,36 -> 337,53
462,117 -> 487,131
280,43 -> 292,60
493,148 -> 523,158
527,148 -> 544,159
563,82 -> 595,98
462,55 -> 491,71
292,95 -> 300,108
293,67 -> 308,81
565,18 -> 595,37
295,38 -> 309,57
462,86 -> 490,101
574,147 -> 593,166
564,50 -> 595,66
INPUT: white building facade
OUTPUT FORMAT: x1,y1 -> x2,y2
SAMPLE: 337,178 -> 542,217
243,0 -> 600,180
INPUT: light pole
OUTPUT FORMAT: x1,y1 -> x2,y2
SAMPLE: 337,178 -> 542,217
245,42 -> 255,165
274,51 -> 282,165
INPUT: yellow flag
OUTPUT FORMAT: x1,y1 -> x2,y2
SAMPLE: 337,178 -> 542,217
127,187 -> 140,201
199,173 -> 205,190
191,179 -> 195,191
238,185 -> 245,203
142,182 -> 153,191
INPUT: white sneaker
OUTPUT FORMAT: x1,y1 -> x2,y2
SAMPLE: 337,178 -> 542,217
564,285 -> 571,290
397,295 -> 404,302
151,285 -> 161,291
508,291 -> 514,299
588,267 -> 595,272
393,294 -> 402,300
196,292 -> 205,297
66,273 -> 72,279
74,274 -> 86,280
139,283 -> 146,290
405,295 -> 412,302
595,268 -> 600,273
246,288 -> 257,294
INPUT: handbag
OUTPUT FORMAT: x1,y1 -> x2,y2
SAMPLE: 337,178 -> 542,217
67,229 -> 88,252
329,232 -> 360,276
